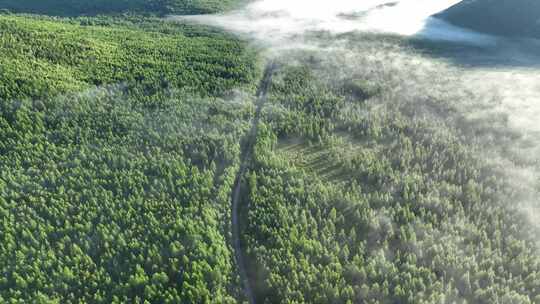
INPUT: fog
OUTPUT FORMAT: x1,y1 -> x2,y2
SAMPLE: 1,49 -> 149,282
180,0 -> 497,45
176,0 -> 540,231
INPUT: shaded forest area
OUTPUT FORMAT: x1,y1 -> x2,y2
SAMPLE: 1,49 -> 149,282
0,0 -> 241,16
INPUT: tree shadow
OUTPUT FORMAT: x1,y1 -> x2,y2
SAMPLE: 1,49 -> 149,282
0,0 -> 140,17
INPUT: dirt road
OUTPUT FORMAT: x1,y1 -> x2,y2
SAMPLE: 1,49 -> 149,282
231,62 -> 276,304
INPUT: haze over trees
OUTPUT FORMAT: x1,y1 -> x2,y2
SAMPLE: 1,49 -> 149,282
242,50 -> 540,303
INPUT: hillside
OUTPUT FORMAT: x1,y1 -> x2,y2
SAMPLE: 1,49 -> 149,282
0,15 -> 257,101
0,0 -> 240,16
0,14 -> 260,303
437,0 -> 540,39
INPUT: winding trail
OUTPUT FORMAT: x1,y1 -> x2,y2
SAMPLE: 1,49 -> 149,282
232,62 -> 276,304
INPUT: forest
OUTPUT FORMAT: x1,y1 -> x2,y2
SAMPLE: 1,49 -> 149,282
1,1 -> 540,303
0,14 -> 258,102
241,49 -> 540,303
0,12 -> 261,303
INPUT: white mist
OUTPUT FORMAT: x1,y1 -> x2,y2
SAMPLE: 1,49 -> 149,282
180,0 -> 495,45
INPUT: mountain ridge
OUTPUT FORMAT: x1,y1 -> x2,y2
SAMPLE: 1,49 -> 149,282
436,0 -> 540,39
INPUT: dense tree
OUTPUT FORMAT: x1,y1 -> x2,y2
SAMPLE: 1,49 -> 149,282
0,14 -> 259,303
0,14 -> 258,102
243,56 -> 540,303
0,87 -> 256,303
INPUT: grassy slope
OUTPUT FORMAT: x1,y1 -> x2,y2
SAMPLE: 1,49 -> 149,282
0,15 -> 260,303
437,0 -> 540,39
0,0 -> 241,16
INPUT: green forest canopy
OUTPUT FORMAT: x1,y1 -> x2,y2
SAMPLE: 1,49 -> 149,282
243,54 -> 540,303
0,15 -> 258,102
0,14 -> 259,303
